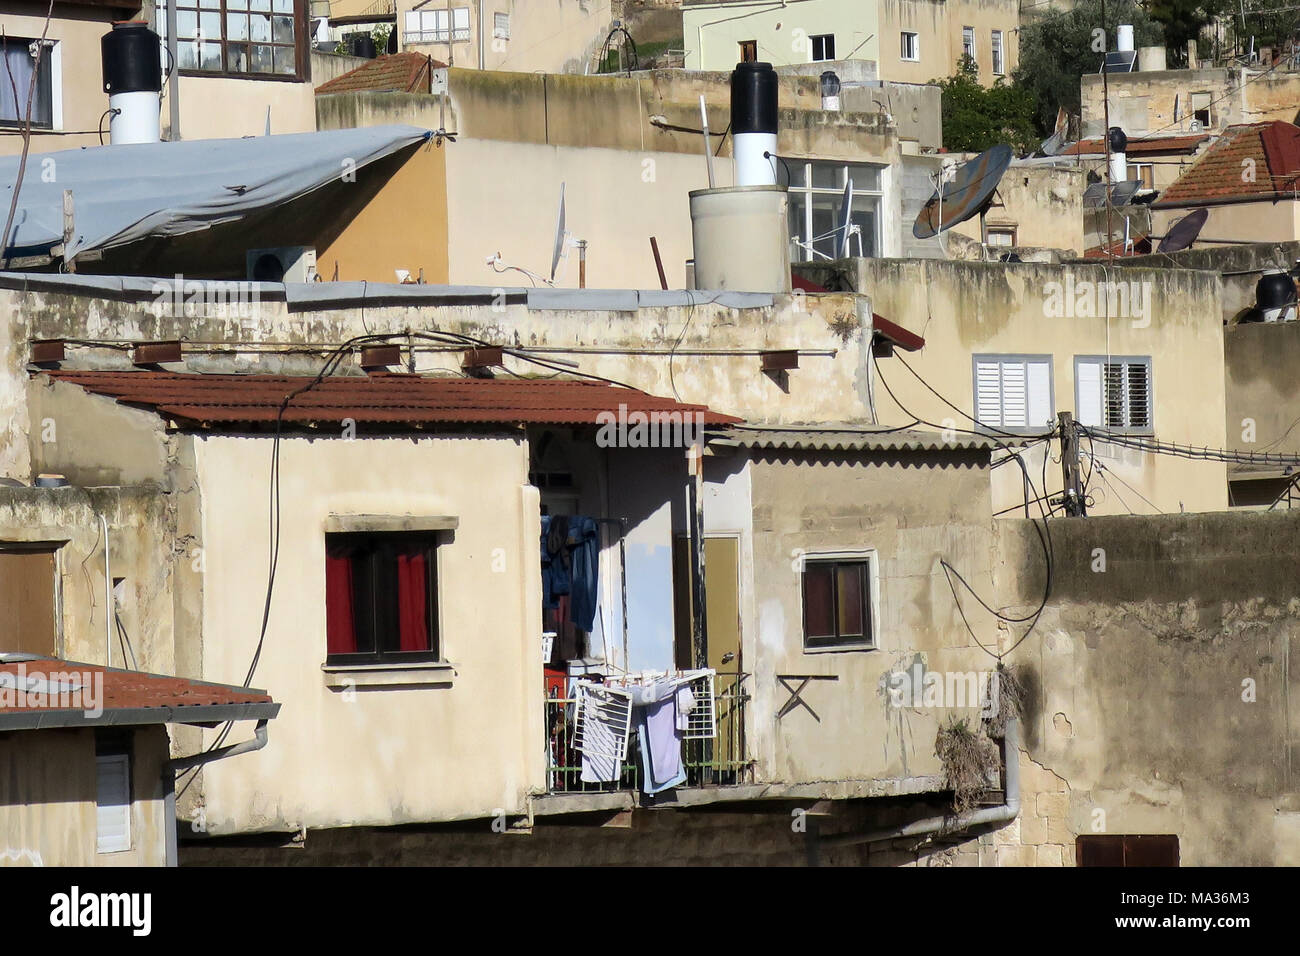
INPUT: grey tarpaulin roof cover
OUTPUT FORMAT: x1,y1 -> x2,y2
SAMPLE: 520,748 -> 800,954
0,125 -> 432,259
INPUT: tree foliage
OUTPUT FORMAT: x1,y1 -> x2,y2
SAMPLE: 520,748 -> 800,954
1013,0 -> 1164,137
934,57 -> 1039,154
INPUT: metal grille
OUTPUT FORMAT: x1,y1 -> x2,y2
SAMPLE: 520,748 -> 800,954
573,682 -> 633,760
684,672 -> 752,787
681,671 -> 716,740
545,687 -> 640,794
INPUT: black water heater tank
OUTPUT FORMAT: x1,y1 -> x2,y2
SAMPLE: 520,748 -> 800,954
101,21 -> 162,95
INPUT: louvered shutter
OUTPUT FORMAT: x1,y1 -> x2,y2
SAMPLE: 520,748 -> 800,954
96,753 -> 131,853
1000,361 -> 1028,427
1126,361 -> 1151,429
975,360 -> 1004,427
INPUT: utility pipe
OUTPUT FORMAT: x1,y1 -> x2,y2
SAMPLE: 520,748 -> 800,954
821,717 -> 1021,850
99,514 -> 111,667
163,719 -> 272,866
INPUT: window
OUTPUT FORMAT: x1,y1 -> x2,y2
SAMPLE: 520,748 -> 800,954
493,11 -> 509,40
0,544 -> 58,655
0,37 -> 53,128
1128,163 -> 1155,189
810,33 -> 835,61
405,7 -> 470,44
1075,356 -> 1152,432
900,31 -> 919,61
801,554 -> 876,650
987,226 -> 1016,247
1077,834 -> 1179,867
739,39 -> 757,62
787,161 -> 884,260
991,30 -> 1004,75
962,26 -> 976,67
156,0 -> 304,78
973,355 -> 1054,432
324,532 -> 440,664
95,732 -> 132,854
1190,91 -> 1213,127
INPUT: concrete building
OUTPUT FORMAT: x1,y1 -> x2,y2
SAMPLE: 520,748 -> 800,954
683,0 -> 1020,88
395,0 -> 612,73
0,1 -> 318,154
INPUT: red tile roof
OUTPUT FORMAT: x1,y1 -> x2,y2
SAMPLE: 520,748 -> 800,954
316,52 -> 444,95
1152,121 -> 1300,208
0,657 -> 277,728
1060,134 -> 1208,157
42,370 -> 742,429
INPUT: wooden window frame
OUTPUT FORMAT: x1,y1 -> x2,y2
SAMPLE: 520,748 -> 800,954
1077,834 -> 1180,866
166,0 -> 310,83
800,551 -> 879,652
0,541 -> 63,657
739,39 -> 758,62
324,531 -> 441,667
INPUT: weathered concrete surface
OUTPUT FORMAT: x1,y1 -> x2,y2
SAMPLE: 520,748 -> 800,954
996,510 -> 1300,866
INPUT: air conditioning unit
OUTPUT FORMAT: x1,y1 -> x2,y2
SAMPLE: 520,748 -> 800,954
246,246 -> 317,283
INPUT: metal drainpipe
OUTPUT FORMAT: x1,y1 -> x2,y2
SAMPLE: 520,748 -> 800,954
99,515 -> 112,667
163,719 -> 271,867
820,717 -> 1022,852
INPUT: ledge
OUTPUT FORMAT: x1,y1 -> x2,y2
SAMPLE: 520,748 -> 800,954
321,661 -> 456,688
324,514 -> 458,534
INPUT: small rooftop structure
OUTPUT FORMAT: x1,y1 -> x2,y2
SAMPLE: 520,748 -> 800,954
1060,134 -> 1209,157
1153,121 -> 1300,208
316,53 -> 446,95
0,656 -> 278,730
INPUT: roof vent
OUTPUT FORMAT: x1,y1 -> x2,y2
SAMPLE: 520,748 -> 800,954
360,345 -> 403,372
133,340 -> 183,366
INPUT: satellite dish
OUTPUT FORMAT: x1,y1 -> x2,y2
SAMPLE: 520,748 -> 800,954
837,177 -> 854,257
912,144 -> 1013,239
549,182 -> 567,282
1157,208 -> 1209,252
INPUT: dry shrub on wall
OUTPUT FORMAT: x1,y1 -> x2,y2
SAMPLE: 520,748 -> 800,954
935,717 -> 1001,816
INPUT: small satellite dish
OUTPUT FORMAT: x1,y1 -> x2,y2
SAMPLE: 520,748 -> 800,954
837,177 -> 854,257
549,182 -> 567,283
1157,208 -> 1209,253
912,144 -> 1013,239
1083,179 -> 1141,208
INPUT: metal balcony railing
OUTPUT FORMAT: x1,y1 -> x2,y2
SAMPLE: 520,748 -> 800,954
544,672 -> 751,795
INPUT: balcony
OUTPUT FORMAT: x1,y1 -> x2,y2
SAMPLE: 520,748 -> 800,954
543,672 -> 751,798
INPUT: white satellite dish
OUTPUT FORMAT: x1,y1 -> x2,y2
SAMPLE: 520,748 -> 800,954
550,183 -> 567,283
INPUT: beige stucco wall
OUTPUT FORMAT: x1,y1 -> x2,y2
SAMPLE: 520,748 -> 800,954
193,431 -> 544,833
740,448 -> 999,787
882,0 -> 1018,86
840,258 -> 1229,516
1151,199 -> 1300,248
0,725 -> 168,866
1081,67 -> 1300,138
398,0 -> 611,73
166,75 -> 316,139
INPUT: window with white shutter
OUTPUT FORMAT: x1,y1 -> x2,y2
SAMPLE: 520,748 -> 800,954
972,355 -> 1054,432
96,752 -> 131,854
1074,356 -> 1152,432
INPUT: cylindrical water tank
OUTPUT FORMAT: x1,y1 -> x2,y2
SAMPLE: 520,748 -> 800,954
1108,126 -> 1128,183
689,185 -> 790,293
1138,45 -> 1166,72
101,21 -> 162,145
1117,24 -> 1135,53
731,61 -> 778,186
1257,269 -> 1297,322
820,70 -> 841,112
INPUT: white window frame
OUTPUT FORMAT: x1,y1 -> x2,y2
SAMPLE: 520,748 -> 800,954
798,549 -> 880,654
493,11 -> 509,40
973,354 -> 1055,433
95,753 -> 132,854
991,29 -> 1004,75
962,25 -> 976,67
1074,355 -> 1153,434
404,6 -> 470,44
786,161 -> 885,261
900,31 -> 919,62
810,33 -> 835,62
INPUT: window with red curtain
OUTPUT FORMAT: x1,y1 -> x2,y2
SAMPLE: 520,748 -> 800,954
325,533 -> 439,664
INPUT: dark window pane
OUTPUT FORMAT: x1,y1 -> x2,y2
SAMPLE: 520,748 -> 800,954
803,564 -> 835,639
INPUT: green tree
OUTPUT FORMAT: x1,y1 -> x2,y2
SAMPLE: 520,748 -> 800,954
934,57 -> 1039,154
1013,0 -> 1164,137
1147,0 -> 1228,66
